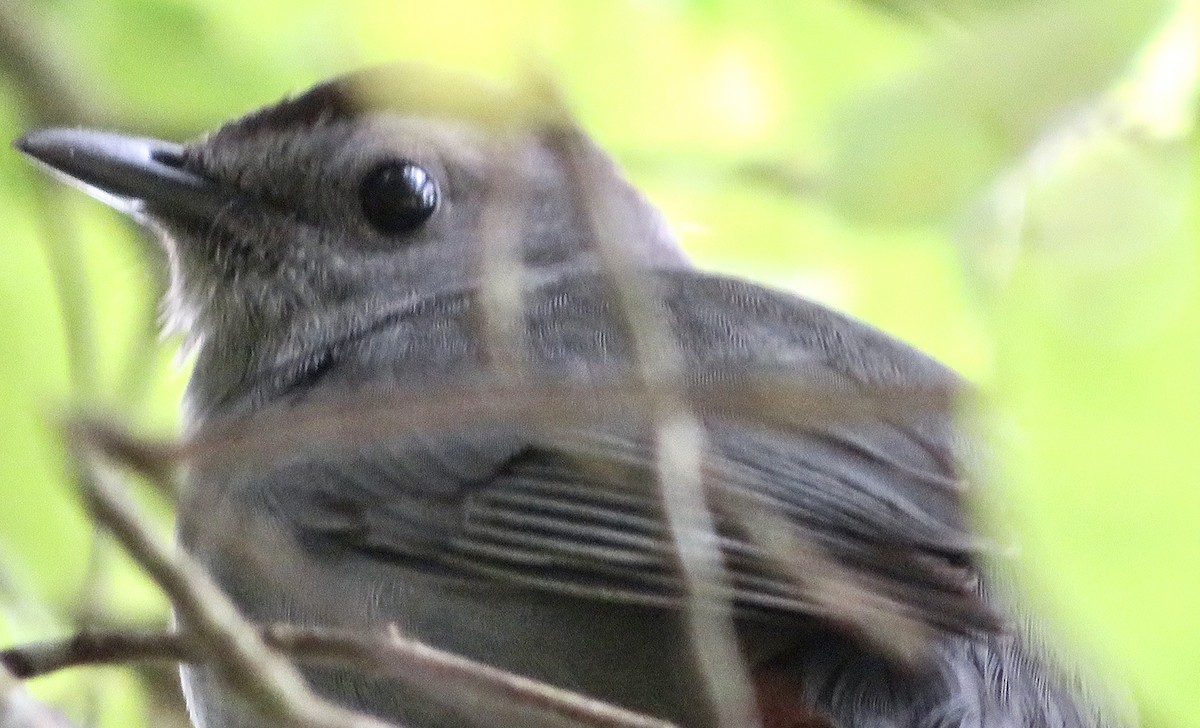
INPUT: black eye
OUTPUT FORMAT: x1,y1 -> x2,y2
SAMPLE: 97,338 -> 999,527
359,160 -> 439,235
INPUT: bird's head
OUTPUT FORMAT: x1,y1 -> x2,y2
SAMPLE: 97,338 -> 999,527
16,65 -> 684,363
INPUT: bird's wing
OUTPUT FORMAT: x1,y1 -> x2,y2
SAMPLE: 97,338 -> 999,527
269,410 -> 992,639
469,421 -> 990,634
238,270 -> 996,638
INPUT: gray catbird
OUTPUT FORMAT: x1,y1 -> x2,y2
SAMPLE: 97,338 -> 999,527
16,66 -> 1126,728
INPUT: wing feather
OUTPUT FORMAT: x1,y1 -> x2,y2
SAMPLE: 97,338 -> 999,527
254,270 -> 1000,641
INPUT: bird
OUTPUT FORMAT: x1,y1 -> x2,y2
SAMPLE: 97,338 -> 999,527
15,65 -> 1127,728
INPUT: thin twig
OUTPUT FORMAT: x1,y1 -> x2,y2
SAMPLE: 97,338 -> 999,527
26,170 -> 99,398
70,454 -> 402,728
2,626 -> 678,728
285,625 -> 676,728
714,493 -> 932,660
2,631 -> 195,678
115,223 -> 172,410
0,0 -> 102,125
65,375 -> 957,485
1,0 -> 104,398
472,138 -> 531,374
543,108 -> 759,727
619,150 -> 826,200
2,0 -> 176,407
0,664 -> 81,728
3,19 -> 135,724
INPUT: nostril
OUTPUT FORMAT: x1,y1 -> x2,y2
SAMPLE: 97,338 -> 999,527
151,147 -> 187,169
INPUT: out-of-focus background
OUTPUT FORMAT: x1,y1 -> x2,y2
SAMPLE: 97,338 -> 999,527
0,0 -> 1196,726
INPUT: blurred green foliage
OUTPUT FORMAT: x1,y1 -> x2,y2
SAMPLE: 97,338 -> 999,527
0,0 -> 1196,726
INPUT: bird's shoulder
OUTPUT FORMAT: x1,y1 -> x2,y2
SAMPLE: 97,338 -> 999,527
200,268 -> 994,637
236,267 -> 965,401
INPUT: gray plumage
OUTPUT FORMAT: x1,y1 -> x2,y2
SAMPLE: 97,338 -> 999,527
15,66 -> 1129,728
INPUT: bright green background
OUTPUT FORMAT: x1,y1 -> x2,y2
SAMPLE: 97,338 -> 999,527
0,0 -> 1196,726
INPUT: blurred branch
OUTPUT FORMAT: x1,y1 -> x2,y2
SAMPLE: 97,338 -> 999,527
27,184 -> 99,397
114,223 -> 171,410
713,492 -> 933,660
472,140 -> 531,374
64,374 -> 957,485
0,665 -> 81,728
0,549 -> 58,637
2,632 -> 192,678
133,662 -> 192,728
545,95 -> 759,726
0,0 -> 192,138
0,0 -> 102,125
730,160 -> 826,198
847,0 -> 966,25
560,109 -> 941,715
266,625 -> 675,728
2,626 -> 676,728
1,0 -> 103,398
69,454 -> 400,728
621,151 -> 825,200
2,0 -> 173,406
62,424 -> 680,728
